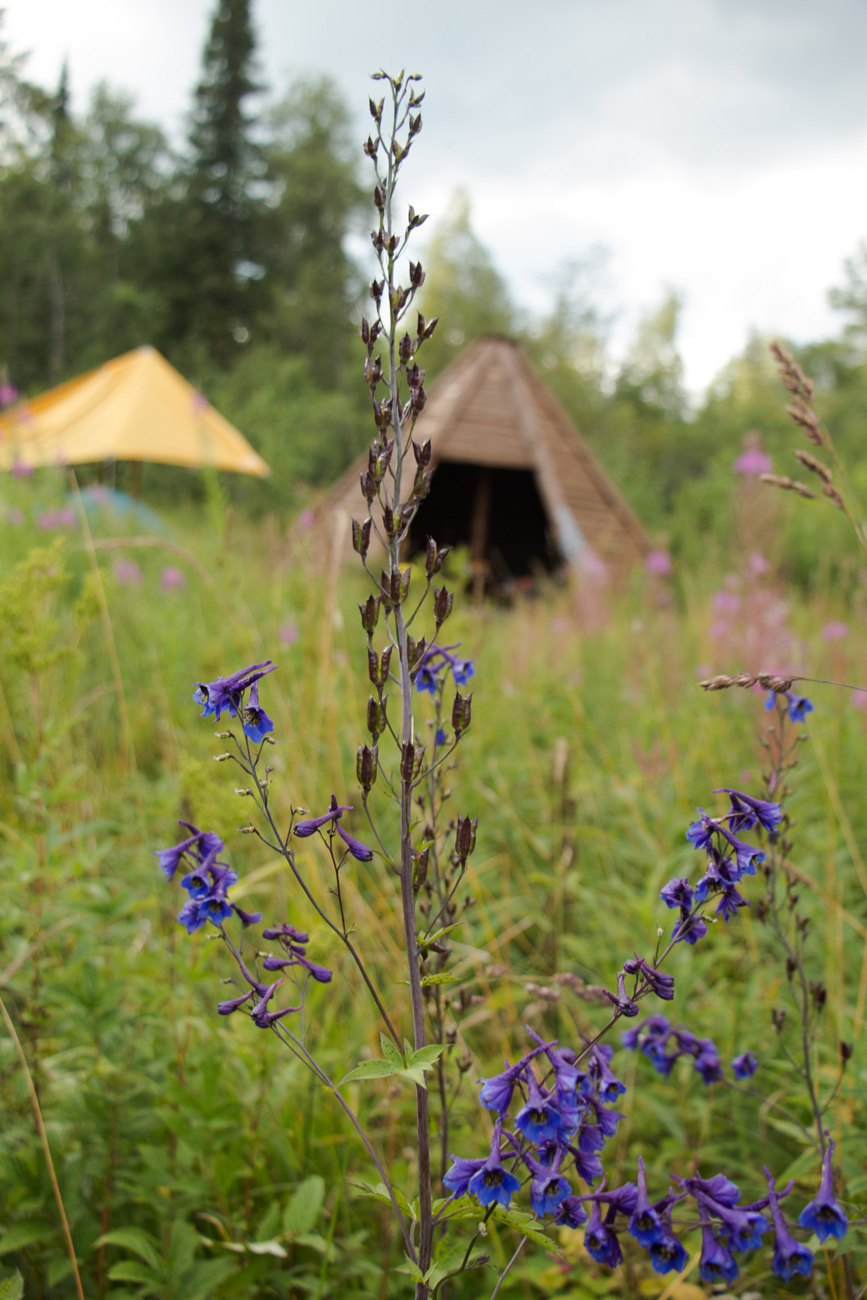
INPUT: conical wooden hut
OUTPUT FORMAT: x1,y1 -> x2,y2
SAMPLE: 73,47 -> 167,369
319,337 -> 649,586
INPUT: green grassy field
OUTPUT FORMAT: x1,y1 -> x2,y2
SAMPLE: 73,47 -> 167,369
0,468 -> 864,1298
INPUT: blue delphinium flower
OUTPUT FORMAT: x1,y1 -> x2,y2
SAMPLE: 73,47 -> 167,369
523,1149 -> 572,1218
514,1069 -> 566,1142
672,913 -> 708,945
798,1138 -> 848,1243
587,1045 -> 627,1103
555,1196 -> 588,1228
243,680 -> 274,743
584,1200 -> 624,1269
465,1122 -> 521,1208
716,788 -> 783,833
452,659 -> 475,686
648,1202 -> 688,1275
414,643 -> 475,694
660,878 -> 694,910
732,1051 -> 758,1081
193,659 -> 276,720
764,1169 -> 814,1280
698,1223 -> 739,1284
261,923 -> 333,984
765,689 -> 813,722
527,1028 -> 591,1105
628,1156 -> 663,1246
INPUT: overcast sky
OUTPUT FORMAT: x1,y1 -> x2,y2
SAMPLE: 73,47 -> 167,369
5,0 -> 867,395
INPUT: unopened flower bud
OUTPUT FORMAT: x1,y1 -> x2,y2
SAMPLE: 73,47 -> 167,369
841,1040 -> 854,1064
351,517 -> 372,558
366,695 -> 387,739
452,690 -> 472,736
213,752 -> 232,762
455,815 -> 478,861
367,645 -> 392,686
433,585 -> 453,626
356,743 -> 379,790
359,594 -> 380,635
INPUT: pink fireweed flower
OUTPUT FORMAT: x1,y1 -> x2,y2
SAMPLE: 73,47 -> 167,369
821,620 -> 848,641
114,560 -> 143,585
279,622 -> 299,645
161,566 -> 186,592
0,383 -> 18,407
644,550 -> 672,576
733,446 -> 773,476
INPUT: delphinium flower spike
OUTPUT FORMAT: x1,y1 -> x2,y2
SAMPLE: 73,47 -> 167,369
193,660 -> 276,721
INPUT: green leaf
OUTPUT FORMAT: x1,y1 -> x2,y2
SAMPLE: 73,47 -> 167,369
396,1066 -> 429,1088
408,1044 -> 445,1067
96,1227 -> 162,1271
107,1261 -> 159,1284
349,1181 -> 413,1216
0,1272 -> 24,1300
420,923 -> 462,945
283,1175 -> 326,1235
338,1059 -> 398,1086
491,1204 -> 560,1254
380,1033 -> 405,1067
420,973 -> 461,986
0,1223 -> 54,1255
395,1255 -> 425,1282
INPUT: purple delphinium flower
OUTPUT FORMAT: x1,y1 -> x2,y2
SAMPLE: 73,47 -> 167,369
293,794 -> 373,862
698,1223 -> 739,1284
672,913 -> 708,945
731,1051 -> 758,1081
261,922 -> 333,983
764,1169 -> 814,1280
660,878 -> 693,910
453,659 -> 475,686
693,1038 -> 725,1085
527,1028 -> 590,1104
628,1156 -> 663,1246
514,1069 -> 565,1142
154,823 -> 224,881
798,1139 -> 848,1243
243,680 -> 274,743
715,788 -> 783,833
466,1122 -> 521,1209
713,820 -> 766,876
217,990 -> 254,1015
443,1153 -> 487,1197
555,1195 -> 589,1228
193,660 -> 276,721
623,956 -> 675,1001
414,643 -> 475,694
686,809 -> 717,849
715,881 -> 749,922
584,1200 -> 624,1269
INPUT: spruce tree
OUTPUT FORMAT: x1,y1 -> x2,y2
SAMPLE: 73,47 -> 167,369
184,0 -> 266,364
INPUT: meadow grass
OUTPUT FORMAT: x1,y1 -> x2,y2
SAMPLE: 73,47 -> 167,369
0,472 -> 864,1297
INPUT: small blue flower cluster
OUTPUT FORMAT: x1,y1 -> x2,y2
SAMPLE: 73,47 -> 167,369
765,689 -> 813,723
622,1015 -> 758,1084
192,659 -> 276,742
154,821 -> 261,933
448,1033 -> 847,1283
415,643 -> 474,695
660,788 -> 783,943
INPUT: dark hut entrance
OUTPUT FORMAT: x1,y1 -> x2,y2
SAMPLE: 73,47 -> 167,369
407,460 -> 555,589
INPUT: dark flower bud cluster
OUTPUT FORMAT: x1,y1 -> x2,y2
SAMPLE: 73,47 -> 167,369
659,788 -> 782,944
154,821 -> 260,934
622,1014 -> 757,1084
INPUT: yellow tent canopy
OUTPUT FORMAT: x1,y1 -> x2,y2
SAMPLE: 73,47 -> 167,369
0,345 -> 269,477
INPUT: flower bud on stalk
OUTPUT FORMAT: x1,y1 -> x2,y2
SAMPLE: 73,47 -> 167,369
452,691 -> 473,736
356,744 -> 379,791
358,594 -> 380,635
455,815 -> 478,862
352,517 -> 372,558
433,585 -> 453,627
